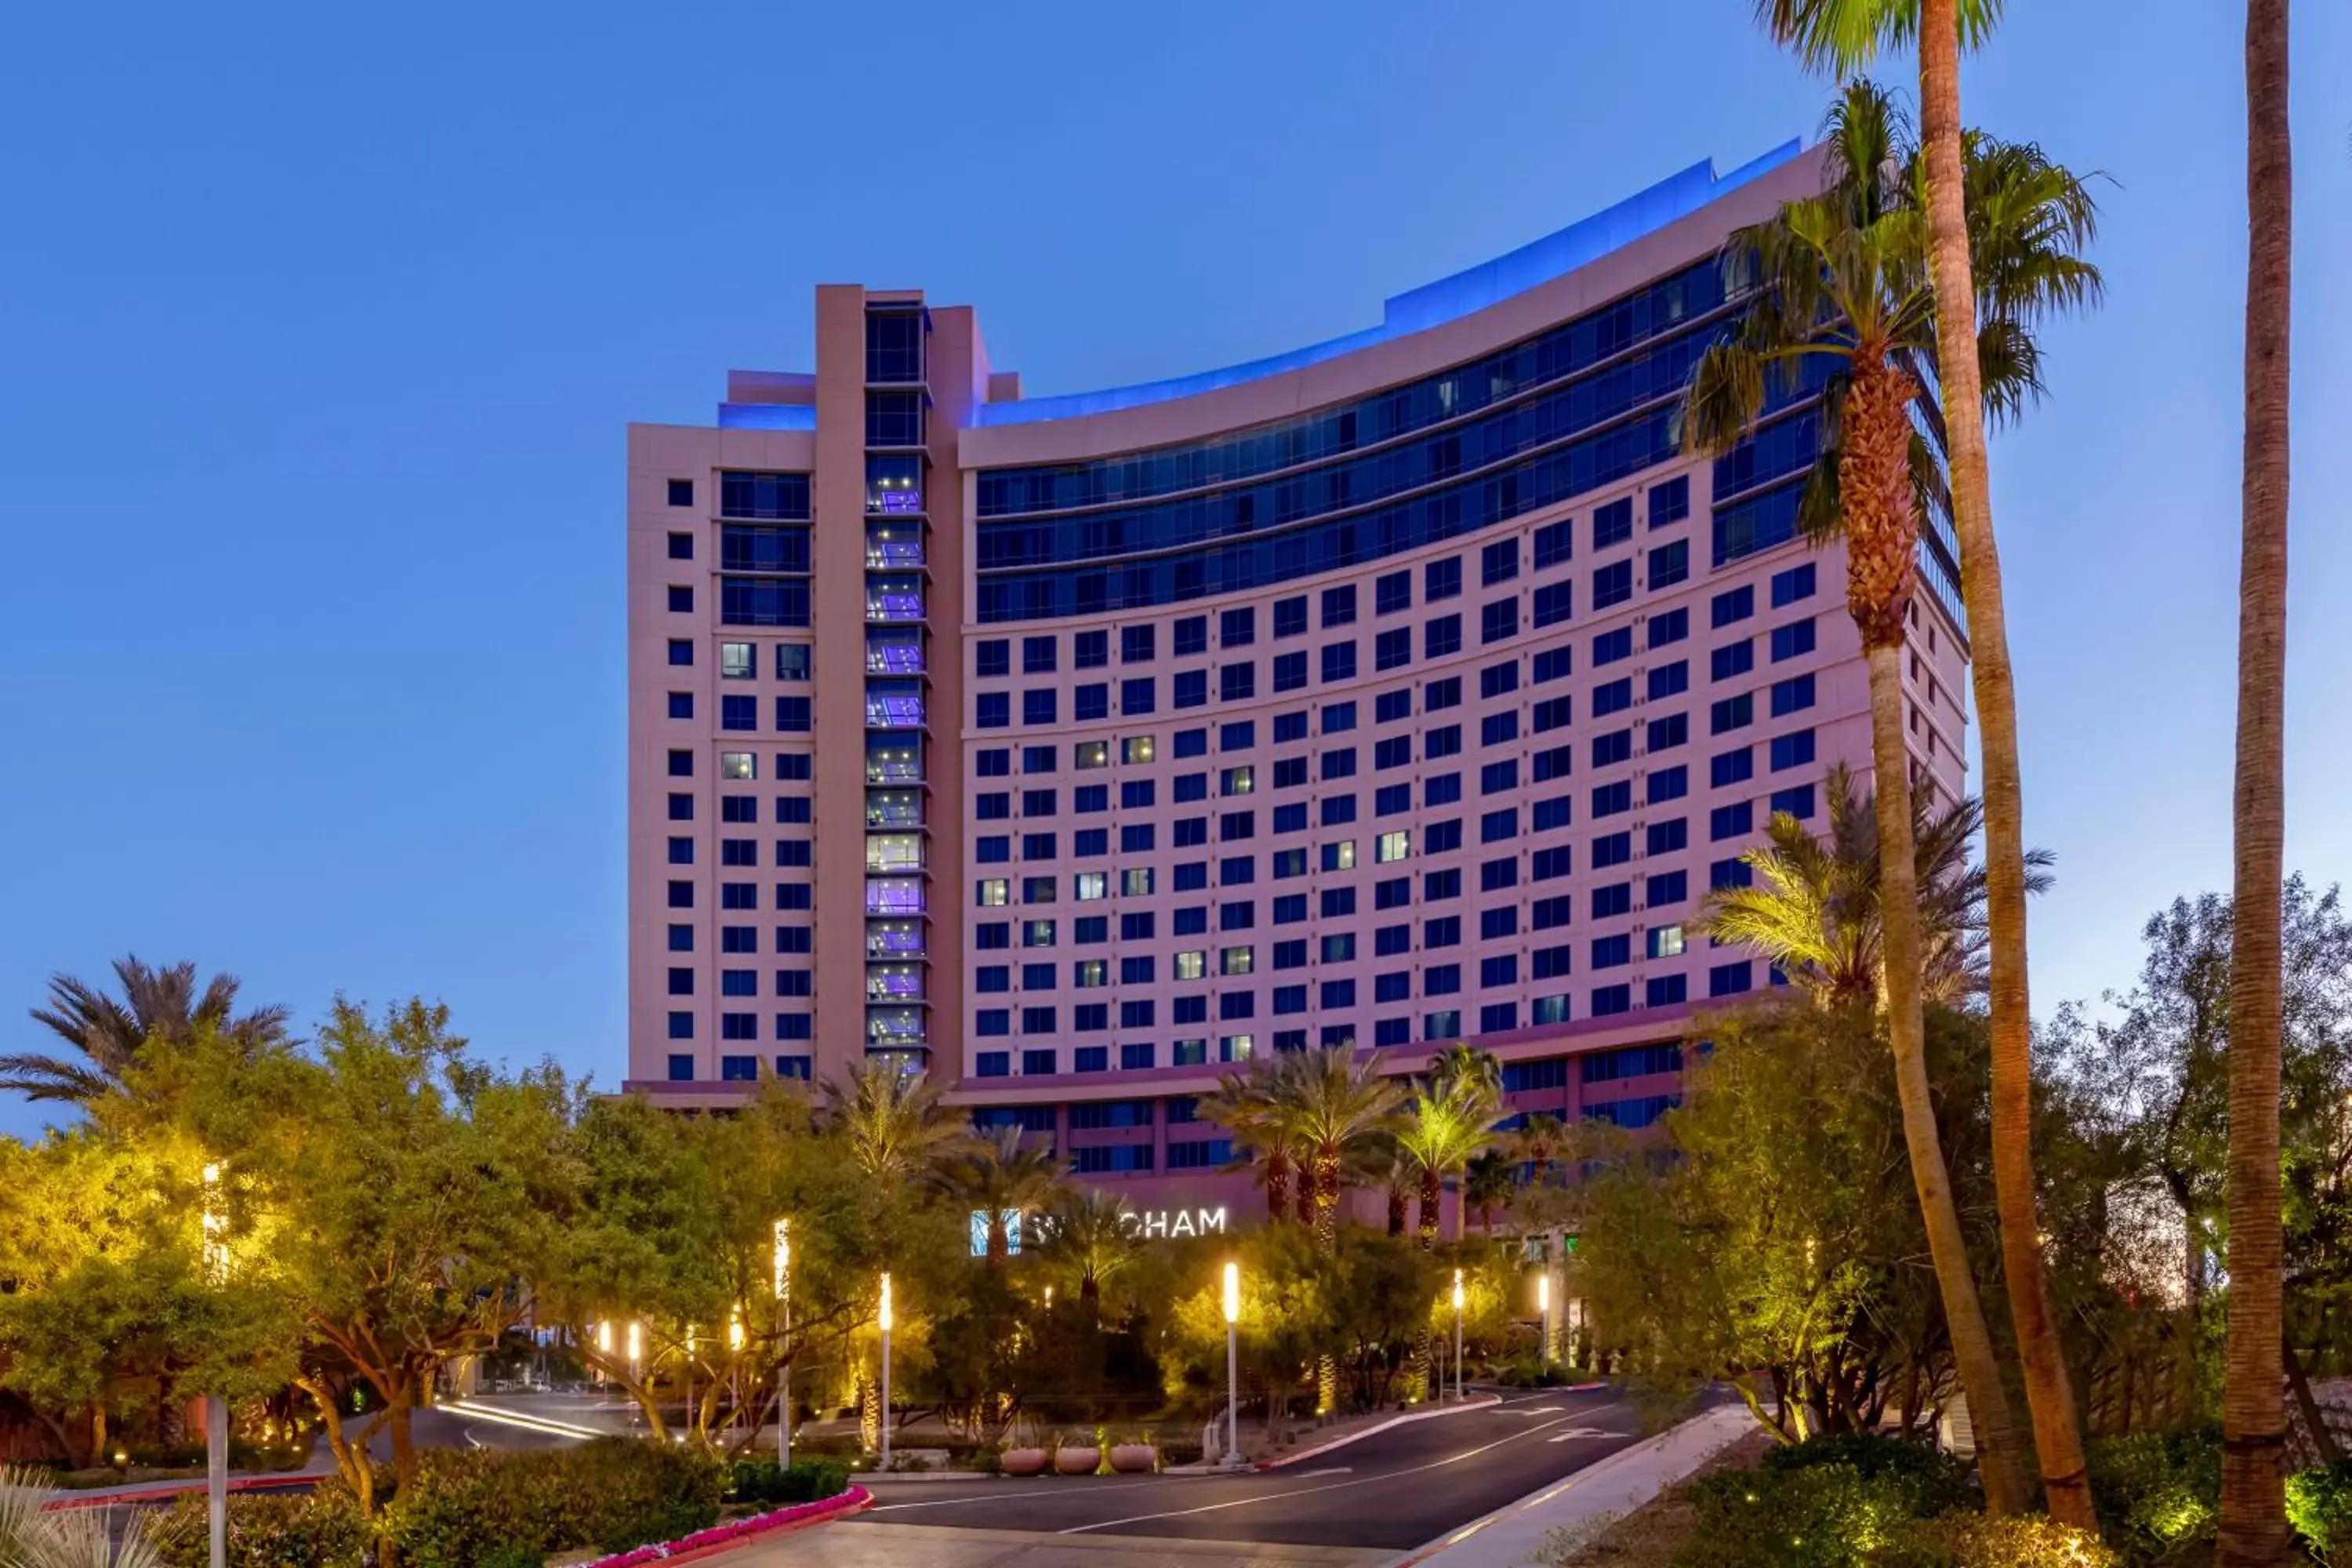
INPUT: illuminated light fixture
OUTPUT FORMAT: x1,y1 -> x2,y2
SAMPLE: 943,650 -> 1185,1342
878,1273 -> 894,1334
1537,1275 -> 1550,1312
1222,1261 -> 1241,1325
597,1320 -> 613,1356
1453,1269 -> 1465,1312
728,1307 -> 746,1353
773,1218 -> 790,1302
626,1320 -> 642,1367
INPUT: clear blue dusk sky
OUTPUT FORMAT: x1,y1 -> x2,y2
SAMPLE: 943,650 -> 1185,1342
2,2 -> 2345,1135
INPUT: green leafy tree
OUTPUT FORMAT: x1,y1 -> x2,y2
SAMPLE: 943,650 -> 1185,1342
221,1000 -> 575,1520
1573,1003 -> 1998,1445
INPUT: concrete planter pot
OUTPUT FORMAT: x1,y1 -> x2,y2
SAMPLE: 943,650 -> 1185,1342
1053,1446 -> 1101,1475
1000,1447 -> 1049,1477
1109,1444 -> 1157,1475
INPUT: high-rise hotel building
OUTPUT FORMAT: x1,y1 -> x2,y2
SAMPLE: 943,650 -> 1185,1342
625,140 -> 1971,1215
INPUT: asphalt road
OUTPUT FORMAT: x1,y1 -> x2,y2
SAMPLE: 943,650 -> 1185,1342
855,1386 -> 1649,1552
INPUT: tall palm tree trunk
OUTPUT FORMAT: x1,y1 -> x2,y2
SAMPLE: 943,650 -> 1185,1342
2220,2 -> 2293,1560
1864,639 -> 2027,1516
1846,350 -> 2027,1515
1915,0 -> 2096,1528
1315,1150 -> 1341,1413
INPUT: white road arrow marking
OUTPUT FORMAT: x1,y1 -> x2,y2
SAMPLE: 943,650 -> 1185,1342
1546,1428 -> 1628,1442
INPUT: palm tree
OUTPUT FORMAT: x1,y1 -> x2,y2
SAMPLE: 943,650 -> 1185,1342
818,1060 -> 967,1189
1266,1047 -> 1406,1410
1700,764 -> 2049,1007
1463,1152 -> 1516,1234
4,957 -> 291,1105
1399,1078 -> 1498,1246
1033,1189 -> 1138,1304
1198,1057 -> 1298,1221
1428,1043 -> 1503,1102
1755,0 -> 2103,1530
1682,79 -> 2027,1514
2221,1 -> 2294,1559
938,1127 -> 1069,1263
1504,1112 -> 1568,1192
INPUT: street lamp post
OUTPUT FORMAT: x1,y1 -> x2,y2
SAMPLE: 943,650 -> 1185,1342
1538,1272 -> 1553,1366
1451,1269 -> 1465,1404
201,1163 -> 227,1568
1221,1261 -> 1243,1469
773,1219 -> 791,1469
877,1272 -> 894,1470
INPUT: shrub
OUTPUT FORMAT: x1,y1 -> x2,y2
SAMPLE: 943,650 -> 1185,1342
1759,1432 -> 1975,1517
1889,1513 -> 2120,1567
728,1457 -> 850,1507
377,1439 -> 724,1567
1680,1462 -> 1928,1568
2289,1459 -> 2352,1565
147,1490 -> 370,1568
2085,1428 -> 2220,1560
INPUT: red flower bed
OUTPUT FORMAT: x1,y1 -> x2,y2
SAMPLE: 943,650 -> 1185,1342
575,1486 -> 871,1566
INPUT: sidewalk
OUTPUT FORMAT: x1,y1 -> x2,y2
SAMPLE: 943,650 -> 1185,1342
1392,1403 -> 1755,1568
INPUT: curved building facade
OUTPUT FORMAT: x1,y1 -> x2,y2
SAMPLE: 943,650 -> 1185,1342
625,141 -> 1972,1222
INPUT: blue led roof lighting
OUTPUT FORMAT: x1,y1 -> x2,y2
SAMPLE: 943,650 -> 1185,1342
717,402 -> 819,431
971,140 -> 1802,430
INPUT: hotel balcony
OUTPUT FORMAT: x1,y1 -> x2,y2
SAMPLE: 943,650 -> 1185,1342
866,919 -> 927,958
864,684 -> 926,729
864,877 -> 926,916
866,579 -> 925,622
866,629 -> 926,674
866,964 -> 926,1001
865,790 -> 924,829
866,1006 -> 927,1048
865,834 -> 925,875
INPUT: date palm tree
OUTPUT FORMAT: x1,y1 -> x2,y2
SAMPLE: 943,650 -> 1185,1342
1399,1077 -> 1499,1246
1428,1043 -> 1503,1102
1463,1151 -> 1517,1235
938,1127 -> 1069,1264
1700,764 -> 2049,1007
2222,1 -> 2295,1559
1682,78 -> 2033,1512
1504,1112 -> 1568,1192
4,956 -> 291,1105
1753,0 -> 2103,1530
1198,1056 -> 1298,1221
1034,1188 -> 1139,1304
1268,1047 -> 1406,1410
819,1059 -> 967,1189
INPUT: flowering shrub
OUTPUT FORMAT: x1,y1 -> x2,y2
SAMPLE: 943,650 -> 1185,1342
575,1486 -> 869,1568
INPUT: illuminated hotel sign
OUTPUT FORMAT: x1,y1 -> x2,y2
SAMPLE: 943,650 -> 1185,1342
972,1205 -> 1229,1256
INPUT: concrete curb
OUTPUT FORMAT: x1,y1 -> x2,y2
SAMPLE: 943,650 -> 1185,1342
1386,1403 -> 1752,1567
1258,1394 -> 1504,1472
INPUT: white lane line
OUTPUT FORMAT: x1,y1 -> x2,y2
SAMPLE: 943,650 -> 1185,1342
1545,1428 -> 1628,1443
1497,1406 -> 1565,1415
866,1475 -> 1174,1514
1293,1467 -> 1352,1478
1056,1403 -> 1627,1535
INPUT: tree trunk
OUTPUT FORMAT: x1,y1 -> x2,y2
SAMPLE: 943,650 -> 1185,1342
1315,1149 -> 1340,1412
2286,1339 -> 2338,1467
387,1381 -> 416,1495
1914,0 -> 2096,1530
1265,1149 -> 1291,1221
2220,1 -> 2294,1559
1864,637 -> 2029,1516
1417,1167 -> 1441,1250
1387,1184 -> 1407,1236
